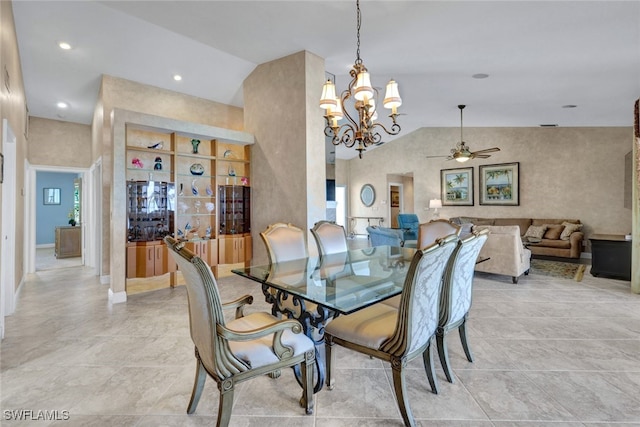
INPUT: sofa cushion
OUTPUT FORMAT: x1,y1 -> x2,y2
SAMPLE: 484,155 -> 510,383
474,219 -> 495,226
494,218 -> 532,236
560,222 -> 583,240
543,224 -> 565,240
524,225 -> 548,240
538,239 -> 571,249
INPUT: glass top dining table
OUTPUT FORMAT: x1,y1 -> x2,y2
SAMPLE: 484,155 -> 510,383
233,245 -> 418,393
232,245 -> 417,316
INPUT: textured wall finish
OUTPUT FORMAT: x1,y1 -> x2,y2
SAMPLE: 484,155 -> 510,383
244,51 -> 326,264
347,126 -> 633,253
28,118 -> 92,167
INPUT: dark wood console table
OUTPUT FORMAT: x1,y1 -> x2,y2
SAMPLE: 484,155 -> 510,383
589,234 -> 631,281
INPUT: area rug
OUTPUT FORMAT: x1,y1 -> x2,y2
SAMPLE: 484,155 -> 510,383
530,259 -> 586,282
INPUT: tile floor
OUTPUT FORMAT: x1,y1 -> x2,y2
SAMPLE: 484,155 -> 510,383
2,251 -> 640,426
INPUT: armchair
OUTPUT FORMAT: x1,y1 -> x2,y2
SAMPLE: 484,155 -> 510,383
366,226 -> 405,247
164,236 -> 315,426
397,213 -> 419,241
473,225 -> 531,284
324,235 -> 458,427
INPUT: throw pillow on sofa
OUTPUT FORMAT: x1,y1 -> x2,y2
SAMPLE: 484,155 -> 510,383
560,222 -> 582,240
524,225 -> 548,240
543,224 -> 565,240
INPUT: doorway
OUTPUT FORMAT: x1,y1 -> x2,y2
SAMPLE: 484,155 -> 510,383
389,183 -> 403,228
1,119 -> 17,337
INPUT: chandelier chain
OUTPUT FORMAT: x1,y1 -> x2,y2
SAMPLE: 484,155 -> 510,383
355,0 -> 362,65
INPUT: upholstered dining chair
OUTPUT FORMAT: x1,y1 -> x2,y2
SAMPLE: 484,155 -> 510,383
260,222 -> 308,264
417,219 -> 462,249
164,236 -> 315,426
324,235 -> 458,427
310,220 -> 349,256
436,229 -> 489,386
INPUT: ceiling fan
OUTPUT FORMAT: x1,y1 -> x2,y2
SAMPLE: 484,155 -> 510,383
427,105 -> 500,162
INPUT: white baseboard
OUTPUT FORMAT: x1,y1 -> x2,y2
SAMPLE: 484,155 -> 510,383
36,243 -> 55,249
108,288 -> 127,304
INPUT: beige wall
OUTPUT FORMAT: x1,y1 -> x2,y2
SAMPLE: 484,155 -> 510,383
1,0 -> 28,293
28,117 -> 92,167
244,51 -> 326,263
347,126 -> 633,252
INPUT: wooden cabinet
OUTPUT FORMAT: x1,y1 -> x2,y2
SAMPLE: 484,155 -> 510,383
185,239 -> 218,267
125,128 -> 252,281
219,236 -> 251,264
589,234 -> 631,281
55,226 -> 81,258
126,241 -> 175,278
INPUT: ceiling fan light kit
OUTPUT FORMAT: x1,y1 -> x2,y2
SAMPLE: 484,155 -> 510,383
427,105 -> 501,162
319,0 -> 402,159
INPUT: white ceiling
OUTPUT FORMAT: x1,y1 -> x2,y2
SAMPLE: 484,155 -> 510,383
12,1 -> 640,160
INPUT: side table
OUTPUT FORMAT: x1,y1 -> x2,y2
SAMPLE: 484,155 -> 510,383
589,234 -> 631,281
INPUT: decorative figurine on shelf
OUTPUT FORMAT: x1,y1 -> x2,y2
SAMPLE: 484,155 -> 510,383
191,139 -> 201,154
147,141 -> 163,149
228,165 -> 236,176
205,225 -> 212,239
206,184 -> 213,196
205,202 -> 215,213
179,183 -> 184,196
191,179 -> 199,195
131,158 -> 143,168
240,176 -> 249,186
194,200 -> 201,213
153,157 -> 162,170
189,163 -> 204,175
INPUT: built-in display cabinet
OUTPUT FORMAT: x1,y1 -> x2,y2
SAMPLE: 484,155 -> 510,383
125,128 -> 251,282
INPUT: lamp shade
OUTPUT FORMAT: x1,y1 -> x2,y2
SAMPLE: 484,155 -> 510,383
383,79 -> 402,113
320,80 -> 337,110
429,199 -> 442,209
354,71 -> 374,101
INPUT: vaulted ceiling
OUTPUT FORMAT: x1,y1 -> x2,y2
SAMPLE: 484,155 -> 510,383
12,1 -> 640,159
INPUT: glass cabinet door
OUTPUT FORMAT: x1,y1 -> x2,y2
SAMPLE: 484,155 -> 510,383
219,185 -> 250,235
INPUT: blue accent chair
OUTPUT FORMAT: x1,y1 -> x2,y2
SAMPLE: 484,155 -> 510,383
397,214 -> 419,241
366,226 -> 405,247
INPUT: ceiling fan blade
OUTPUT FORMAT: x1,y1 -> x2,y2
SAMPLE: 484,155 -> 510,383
472,154 -> 492,159
472,147 -> 501,155
426,155 -> 449,159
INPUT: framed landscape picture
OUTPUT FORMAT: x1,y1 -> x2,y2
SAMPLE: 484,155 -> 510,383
441,167 -> 473,206
479,162 -> 519,206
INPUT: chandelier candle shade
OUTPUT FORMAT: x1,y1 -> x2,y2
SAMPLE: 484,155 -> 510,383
320,0 -> 402,158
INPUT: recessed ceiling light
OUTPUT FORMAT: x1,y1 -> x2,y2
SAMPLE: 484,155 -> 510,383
57,102 -> 68,109
173,74 -> 182,81
58,42 -> 72,50
472,73 -> 489,79
562,104 -> 577,108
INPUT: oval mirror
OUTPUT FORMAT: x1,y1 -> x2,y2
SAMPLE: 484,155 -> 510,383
360,184 -> 376,207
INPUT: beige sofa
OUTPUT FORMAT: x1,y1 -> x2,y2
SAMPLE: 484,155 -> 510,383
451,217 -> 584,259
473,225 -> 531,283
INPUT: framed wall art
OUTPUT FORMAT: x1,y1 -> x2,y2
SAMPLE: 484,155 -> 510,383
391,190 -> 399,207
479,162 -> 519,206
441,167 -> 473,206
43,188 -> 61,205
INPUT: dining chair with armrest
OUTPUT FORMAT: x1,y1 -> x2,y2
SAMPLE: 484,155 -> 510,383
165,236 -> 315,426
324,235 -> 458,427
436,229 -> 489,385
417,219 -> 462,249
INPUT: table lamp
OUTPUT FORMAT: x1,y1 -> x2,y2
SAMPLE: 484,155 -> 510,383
429,199 -> 442,219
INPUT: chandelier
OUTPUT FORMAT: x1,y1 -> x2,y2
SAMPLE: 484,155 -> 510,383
319,0 -> 402,159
